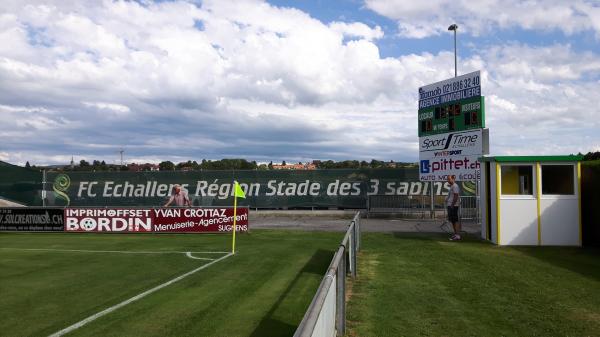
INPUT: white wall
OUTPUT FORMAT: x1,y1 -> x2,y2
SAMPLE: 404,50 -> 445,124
499,199 -> 538,245
540,198 -> 579,245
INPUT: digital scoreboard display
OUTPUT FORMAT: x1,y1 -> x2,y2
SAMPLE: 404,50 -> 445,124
418,71 -> 484,137
418,96 -> 485,136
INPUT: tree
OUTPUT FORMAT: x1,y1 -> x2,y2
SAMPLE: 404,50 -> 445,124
268,161 -> 273,169
370,159 -> 384,168
79,160 -> 90,168
25,161 -> 31,168
159,161 -> 175,171
584,151 -> 600,161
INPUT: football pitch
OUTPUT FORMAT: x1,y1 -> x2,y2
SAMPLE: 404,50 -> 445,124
347,232 -> 600,337
0,230 -> 341,337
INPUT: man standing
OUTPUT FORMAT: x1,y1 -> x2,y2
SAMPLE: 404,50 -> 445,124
163,184 -> 191,207
445,175 -> 461,241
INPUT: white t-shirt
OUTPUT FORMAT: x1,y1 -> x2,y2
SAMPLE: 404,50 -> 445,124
445,183 -> 461,207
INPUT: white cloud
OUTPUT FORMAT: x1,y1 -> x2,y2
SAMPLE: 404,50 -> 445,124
82,101 -> 131,114
329,21 -> 384,41
0,0 -> 598,166
365,0 -> 598,38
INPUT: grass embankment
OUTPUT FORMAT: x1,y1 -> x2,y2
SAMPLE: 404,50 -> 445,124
347,232 -> 600,337
0,230 -> 340,337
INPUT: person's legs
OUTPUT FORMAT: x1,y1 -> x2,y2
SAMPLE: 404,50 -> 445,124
449,206 -> 461,240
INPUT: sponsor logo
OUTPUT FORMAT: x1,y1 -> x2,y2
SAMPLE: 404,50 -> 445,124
420,160 -> 430,174
53,174 -> 71,206
421,137 -> 448,150
434,150 -> 462,157
420,157 -> 480,174
420,131 -> 481,152
66,216 -> 153,232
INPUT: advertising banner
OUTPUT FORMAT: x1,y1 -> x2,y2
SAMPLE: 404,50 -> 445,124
64,208 -> 153,233
418,129 -> 485,181
64,207 -> 249,233
0,161 -> 42,206
153,207 -> 249,233
0,208 -> 64,231
45,168 -> 460,208
419,155 -> 481,182
419,129 -> 483,156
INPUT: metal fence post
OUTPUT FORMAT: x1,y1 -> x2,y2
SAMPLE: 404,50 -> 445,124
355,215 -> 361,251
350,221 -> 357,279
42,169 -> 47,207
336,247 -> 346,335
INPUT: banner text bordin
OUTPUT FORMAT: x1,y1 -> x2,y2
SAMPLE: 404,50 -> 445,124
64,207 -> 249,233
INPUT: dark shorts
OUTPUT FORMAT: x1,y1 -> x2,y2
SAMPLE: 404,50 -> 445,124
447,206 -> 459,223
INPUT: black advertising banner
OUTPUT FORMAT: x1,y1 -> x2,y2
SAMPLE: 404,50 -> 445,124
0,167 -> 482,207
0,208 -> 64,231
44,168 -> 457,208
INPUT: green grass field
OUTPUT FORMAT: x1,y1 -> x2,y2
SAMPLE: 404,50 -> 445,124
0,230 -> 341,337
347,232 -> 600,337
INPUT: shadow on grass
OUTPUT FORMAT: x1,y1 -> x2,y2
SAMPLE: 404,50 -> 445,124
392,231 -> 465,241
392,231 -> 600,281
514,246 -> 600,282
249,249 -> 334,337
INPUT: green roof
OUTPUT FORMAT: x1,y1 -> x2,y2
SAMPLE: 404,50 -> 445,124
479,155 -> 583,163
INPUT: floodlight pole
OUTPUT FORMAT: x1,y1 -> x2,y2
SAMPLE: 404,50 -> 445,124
448,24 -> 458,77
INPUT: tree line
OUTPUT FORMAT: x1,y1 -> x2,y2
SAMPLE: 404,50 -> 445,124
30,158 -> 417,171
25,151 -> 599,172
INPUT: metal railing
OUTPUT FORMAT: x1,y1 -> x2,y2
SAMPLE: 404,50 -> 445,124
293,211 -> 361,337
460,196 -> 479,220
367,194 -> 480,223
366,195 -> 430,218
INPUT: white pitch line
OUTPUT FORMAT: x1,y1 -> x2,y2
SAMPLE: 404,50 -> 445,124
0,248 -> 229,254
47,252 -> 233,337
185,252 -> 216,261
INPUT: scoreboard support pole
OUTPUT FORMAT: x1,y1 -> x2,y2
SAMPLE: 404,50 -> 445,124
430,183 -> 435,219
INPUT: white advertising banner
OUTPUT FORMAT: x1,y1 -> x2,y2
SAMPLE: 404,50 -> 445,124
419,129 -> 483,181
418,70 -> 481,110
419,155 -> 481,181
419,129 -> 483,155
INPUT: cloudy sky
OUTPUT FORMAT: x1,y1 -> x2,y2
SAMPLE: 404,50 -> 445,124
1,0 -> 599,166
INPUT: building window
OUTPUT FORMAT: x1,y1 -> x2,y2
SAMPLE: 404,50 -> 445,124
541,165 -> 574,195
501,165 -> 533,195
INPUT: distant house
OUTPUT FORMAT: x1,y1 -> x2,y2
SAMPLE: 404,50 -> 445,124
127,163 -> 160,172
272,162 -> 316,170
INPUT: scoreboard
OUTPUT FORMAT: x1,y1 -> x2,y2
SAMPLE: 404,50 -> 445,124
417,70 -> 486,181
418,96 -> 485,136
418,71 -> 484,137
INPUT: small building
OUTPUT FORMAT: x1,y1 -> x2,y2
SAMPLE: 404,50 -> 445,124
272,162 -> 316,170
479,155 -> 583,246
127,163 -> 160,172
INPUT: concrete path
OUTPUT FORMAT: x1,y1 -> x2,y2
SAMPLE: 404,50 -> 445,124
249,211 -> 480,235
